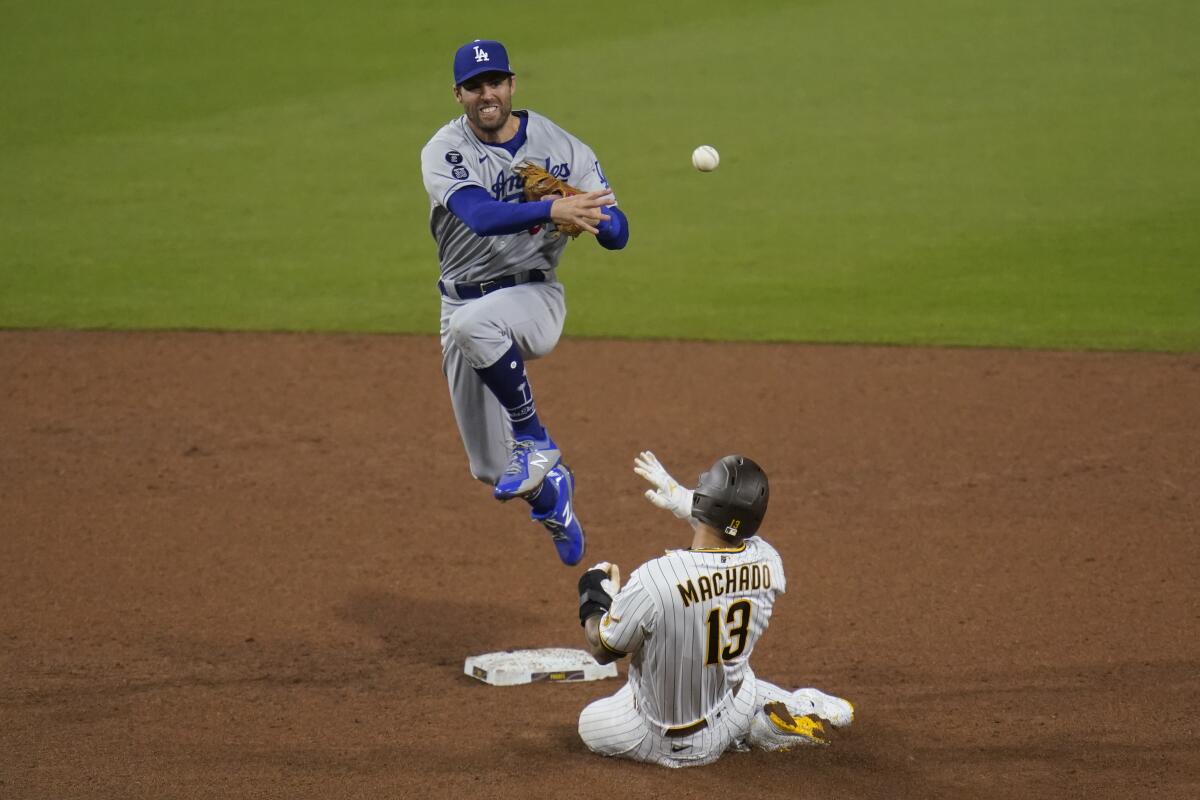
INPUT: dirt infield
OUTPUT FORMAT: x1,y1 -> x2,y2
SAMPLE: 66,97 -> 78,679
2,330 -> 1198,799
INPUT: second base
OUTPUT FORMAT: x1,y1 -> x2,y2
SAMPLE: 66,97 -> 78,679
464,648 -> 618,686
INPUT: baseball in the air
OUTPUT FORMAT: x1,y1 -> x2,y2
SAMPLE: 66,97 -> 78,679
691,145 -> 720,172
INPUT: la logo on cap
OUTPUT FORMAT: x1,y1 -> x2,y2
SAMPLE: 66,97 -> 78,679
453,39 -> 512,85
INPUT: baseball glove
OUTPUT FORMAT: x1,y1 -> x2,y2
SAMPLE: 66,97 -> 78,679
513,161 -> 584,238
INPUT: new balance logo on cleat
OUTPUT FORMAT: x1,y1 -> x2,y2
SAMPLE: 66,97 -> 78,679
493,435 -> 561,500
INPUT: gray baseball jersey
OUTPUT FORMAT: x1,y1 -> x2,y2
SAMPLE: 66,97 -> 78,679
420,110 -> 614,284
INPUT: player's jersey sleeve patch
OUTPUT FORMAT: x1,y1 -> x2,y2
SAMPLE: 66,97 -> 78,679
451,165 -> 469,180
445,150 -> 464,165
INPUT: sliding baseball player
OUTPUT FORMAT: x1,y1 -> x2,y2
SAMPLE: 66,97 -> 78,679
575,452 -> 854,768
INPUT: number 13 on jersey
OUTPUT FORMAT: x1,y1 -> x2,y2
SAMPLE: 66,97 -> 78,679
704,599 -> 753,665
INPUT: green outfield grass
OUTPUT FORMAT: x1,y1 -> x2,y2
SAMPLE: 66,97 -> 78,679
2,1 -> 1197,350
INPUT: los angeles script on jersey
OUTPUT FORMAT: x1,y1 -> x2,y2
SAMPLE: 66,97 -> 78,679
490,160 -> 571,202
676,564 -> 773,608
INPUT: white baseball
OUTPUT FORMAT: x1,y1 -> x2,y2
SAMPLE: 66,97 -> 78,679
691,145 -> 720,172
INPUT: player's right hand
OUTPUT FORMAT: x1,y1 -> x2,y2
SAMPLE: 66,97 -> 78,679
634,451 -> 695,520
550,189 -> 613,235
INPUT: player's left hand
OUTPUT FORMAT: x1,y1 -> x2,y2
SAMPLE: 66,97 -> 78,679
634,451 -> 694,520
578,564 -> 619,625
588,561 -> 621,595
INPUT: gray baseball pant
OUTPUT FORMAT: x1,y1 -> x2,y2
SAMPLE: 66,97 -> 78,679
439,280 -> 566,484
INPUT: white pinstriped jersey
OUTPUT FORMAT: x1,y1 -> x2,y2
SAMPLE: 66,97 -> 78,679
596,536 -> 786,731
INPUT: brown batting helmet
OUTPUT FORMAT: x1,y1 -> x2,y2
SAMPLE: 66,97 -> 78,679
691,455 -> 769,539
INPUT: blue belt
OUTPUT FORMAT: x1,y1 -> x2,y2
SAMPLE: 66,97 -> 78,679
438,269 -> 548,300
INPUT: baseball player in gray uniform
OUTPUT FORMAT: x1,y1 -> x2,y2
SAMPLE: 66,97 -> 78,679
420,39 -> 629,566
574,452 -> 855,768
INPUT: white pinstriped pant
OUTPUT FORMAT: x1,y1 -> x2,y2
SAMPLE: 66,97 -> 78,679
577,669 -> 799,768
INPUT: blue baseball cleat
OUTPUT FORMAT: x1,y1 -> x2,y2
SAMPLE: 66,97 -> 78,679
531,464 -> 585,566
494,433 -> 562,500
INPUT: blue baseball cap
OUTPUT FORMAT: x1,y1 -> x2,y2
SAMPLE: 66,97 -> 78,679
453,39 -> 514,86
